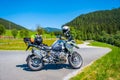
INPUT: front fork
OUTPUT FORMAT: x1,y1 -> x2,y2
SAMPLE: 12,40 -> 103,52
26,54 -> 35,62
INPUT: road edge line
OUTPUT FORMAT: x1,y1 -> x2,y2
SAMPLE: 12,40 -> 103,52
63,48 -> 111,80
63,61 -> 94,80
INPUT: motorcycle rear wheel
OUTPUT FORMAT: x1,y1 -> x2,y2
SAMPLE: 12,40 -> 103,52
27,55 -> 44,71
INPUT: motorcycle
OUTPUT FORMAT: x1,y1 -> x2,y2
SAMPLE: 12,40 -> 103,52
25,36 -> 83,71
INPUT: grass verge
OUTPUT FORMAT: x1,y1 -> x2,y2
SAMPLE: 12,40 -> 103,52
0,39 -> 56,50
0,38 -> 82,50
70,41 -> 120,80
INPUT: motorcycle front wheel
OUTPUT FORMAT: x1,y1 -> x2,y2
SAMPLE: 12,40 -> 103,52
27,55 -> 44,71
68,51 -> 83,69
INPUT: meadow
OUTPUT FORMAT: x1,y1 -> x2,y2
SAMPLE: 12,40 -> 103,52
0,38 -> 57,50
70,41 -> 120,80
0,30 -> 82,50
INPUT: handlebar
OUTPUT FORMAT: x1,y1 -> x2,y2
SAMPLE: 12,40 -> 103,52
67,40 -> 80,49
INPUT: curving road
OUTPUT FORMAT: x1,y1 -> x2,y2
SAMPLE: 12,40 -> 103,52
0,44 -> 111,80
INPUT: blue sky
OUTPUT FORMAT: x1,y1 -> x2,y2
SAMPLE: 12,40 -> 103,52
0,0 -> 120,29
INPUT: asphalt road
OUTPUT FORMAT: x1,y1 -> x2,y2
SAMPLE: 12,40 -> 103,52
0,45 -> 111,80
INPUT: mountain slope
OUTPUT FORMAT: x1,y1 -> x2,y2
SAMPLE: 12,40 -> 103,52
44,27 -> 61,32
0,18 -> 27,30
64,8 -> 120,47
65,8 -> 120,39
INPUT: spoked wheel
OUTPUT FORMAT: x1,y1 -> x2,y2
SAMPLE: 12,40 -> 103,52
68,51 -> 83,69
27,56 -> 44,71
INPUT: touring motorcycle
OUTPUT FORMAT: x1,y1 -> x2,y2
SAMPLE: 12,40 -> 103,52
25,36 -> 83,71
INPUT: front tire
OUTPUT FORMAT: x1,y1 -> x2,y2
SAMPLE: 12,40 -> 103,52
68,51 -> 83,69
27,55 -> 44,71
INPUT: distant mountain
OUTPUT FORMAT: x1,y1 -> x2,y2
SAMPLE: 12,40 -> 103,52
44,27 -> 61,32
0,18 -> 27,30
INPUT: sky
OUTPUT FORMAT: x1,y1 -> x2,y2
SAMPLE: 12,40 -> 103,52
0,0 -> 120,30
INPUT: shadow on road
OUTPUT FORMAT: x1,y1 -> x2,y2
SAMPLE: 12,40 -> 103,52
16,64 -> 71,71
16,64 -> 32,71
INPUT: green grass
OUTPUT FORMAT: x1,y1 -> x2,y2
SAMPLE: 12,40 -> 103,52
4,30 -> 12,36
76,40 -> 83,44
1,29 -> 82,50
89,41 -> 113,47
0,39 -> 26,50
0,38 -> 56,50
43,38 -> 56,46
0,38 -> 82,50
70,41 -> 120,80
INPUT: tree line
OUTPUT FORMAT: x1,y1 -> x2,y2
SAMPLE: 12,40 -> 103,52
0,24 -> 29,38
0,24 -> 62,38
65,8 -> 120,47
